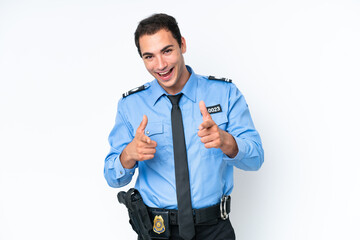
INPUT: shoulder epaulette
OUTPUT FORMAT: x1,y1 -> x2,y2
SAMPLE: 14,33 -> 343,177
122,85 -> 147,98
208,75 -> 232,83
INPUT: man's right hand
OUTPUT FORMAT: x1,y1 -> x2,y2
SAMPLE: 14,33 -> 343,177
120,115 -> 157,169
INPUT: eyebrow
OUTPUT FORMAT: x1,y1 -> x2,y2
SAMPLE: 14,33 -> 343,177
142,44 -> 174,57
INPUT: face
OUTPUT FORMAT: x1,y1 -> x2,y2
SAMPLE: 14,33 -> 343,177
139,29 -> 189,95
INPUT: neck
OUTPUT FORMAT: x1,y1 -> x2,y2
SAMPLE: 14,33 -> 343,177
166,65 -> 190,95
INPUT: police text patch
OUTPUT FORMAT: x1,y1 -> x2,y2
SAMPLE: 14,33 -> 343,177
207,104 -> 222,114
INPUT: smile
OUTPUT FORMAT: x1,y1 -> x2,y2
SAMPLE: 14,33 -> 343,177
157,68 -> 173,79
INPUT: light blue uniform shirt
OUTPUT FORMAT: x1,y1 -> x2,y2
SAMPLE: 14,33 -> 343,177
104,66 -> 264,209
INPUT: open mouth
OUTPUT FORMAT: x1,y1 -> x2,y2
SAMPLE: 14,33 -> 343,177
157,68 -> 174,80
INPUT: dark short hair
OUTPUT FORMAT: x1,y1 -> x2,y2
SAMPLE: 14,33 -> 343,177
134,13 -> 182,57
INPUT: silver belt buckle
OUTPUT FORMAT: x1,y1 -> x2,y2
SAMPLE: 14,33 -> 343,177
220,195 -> 230,220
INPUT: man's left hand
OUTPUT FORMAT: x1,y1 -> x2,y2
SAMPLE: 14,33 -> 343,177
198,100 -> 224,149
198,100 -> 238,158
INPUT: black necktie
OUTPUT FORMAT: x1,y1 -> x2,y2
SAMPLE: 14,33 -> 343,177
167,94 -> 195,240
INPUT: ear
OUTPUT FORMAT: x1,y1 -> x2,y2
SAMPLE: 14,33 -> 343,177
181,37 -> 187,54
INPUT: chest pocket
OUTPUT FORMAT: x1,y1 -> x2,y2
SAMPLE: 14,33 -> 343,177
199,113 -> 228,158
143,121 -> 172,164
195,112 -> 228,131
145,122 -> 163,137
211,113 -> 228,130
144,122 -> 167,149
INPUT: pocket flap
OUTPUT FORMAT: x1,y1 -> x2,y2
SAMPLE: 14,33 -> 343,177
212,113 -> 228,126
145,122 -> 163,137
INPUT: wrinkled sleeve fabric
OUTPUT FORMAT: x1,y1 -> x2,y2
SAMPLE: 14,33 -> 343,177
104,98 -> 137,188
223,84 -> 264,170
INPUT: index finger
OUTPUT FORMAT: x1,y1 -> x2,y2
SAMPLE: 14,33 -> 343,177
199,119 -> 214,129
199,100 -> 211,121
139,133 -> 151,144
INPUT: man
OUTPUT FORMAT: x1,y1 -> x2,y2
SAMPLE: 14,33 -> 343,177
104,13 -> 264,240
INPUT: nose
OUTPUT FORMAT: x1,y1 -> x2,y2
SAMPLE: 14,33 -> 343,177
156,55 -> 167,71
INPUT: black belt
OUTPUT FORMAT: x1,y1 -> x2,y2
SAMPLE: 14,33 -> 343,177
147,195 -> 231,225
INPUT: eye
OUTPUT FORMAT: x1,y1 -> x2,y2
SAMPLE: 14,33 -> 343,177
163,49 -> 173,54
143,55 -> 153,60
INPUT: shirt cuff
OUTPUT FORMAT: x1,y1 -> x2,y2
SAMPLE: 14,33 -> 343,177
114,155 -> 137,179
222,136 -> 247,163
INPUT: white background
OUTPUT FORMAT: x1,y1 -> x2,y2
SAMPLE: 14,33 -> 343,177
1,0 -> 359,239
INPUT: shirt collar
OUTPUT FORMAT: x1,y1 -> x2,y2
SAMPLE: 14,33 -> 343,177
149,65 -> 198,106
181,65 -> 197,103
148,79 -> 167,106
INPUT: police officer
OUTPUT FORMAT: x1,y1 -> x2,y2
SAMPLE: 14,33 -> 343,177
104,13 -> 264,240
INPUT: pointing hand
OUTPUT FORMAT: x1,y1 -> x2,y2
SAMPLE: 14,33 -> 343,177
198,101 -> 238,157
198,101 -> 224,149
120,115 -> 157,168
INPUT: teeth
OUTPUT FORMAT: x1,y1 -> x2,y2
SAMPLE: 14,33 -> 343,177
158,70 -> 170,76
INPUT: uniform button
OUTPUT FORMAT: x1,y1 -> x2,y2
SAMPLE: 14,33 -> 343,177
146,131 -> 150,135
130,172 -> 134,175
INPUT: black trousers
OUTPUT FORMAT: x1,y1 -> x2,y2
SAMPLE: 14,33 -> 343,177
150,218 -> 235,240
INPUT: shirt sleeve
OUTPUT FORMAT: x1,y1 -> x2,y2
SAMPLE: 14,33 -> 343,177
104,98 -> 138,188
222,84 -> 264,170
